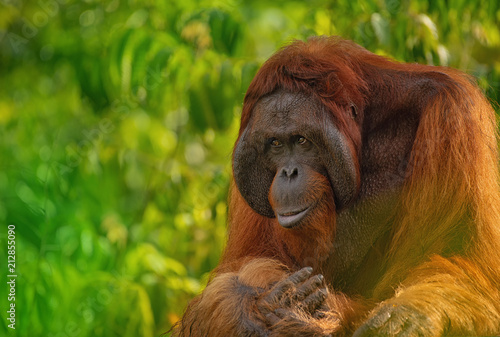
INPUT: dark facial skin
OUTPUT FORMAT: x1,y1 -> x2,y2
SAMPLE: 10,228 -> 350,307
269,152 -> 322,228
233,90 -> 359,228
267,132 -> 326,228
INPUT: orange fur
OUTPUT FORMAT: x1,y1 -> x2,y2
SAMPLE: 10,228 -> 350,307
173,37 -> 500,336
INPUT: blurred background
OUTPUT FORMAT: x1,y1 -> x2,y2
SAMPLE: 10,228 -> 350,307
0,0 -> 499,336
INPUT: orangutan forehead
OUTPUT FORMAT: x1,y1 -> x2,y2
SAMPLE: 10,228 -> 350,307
252,90 -> 325,126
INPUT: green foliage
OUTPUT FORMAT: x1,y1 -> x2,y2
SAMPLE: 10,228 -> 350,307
0,0 -> 499,336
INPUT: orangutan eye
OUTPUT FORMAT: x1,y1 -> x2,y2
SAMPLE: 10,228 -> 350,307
297,136 -> 307,145
270,138 -> 282,147
350,104 -> 358,119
